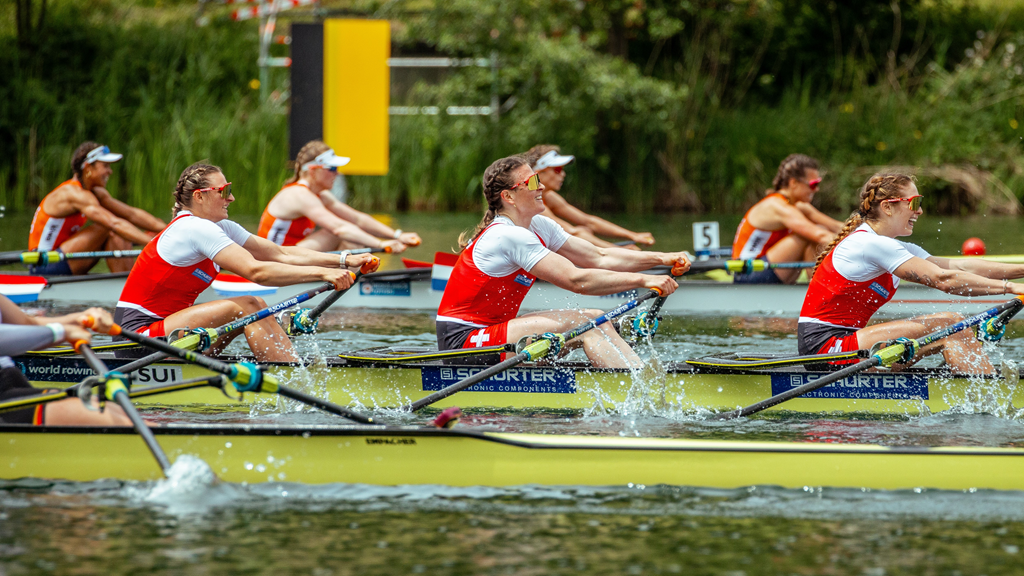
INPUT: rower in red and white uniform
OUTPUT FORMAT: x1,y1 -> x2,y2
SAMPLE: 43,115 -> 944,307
798,173 -> 1024,374
731,154 -> 842,284
258,140 -> 420,253
28,141 -> 167,275
114,162 -> 379,362
435,154 -> 691,369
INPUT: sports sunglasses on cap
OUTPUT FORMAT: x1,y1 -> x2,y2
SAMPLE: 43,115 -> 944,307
511,173 -> 541,191
195,182 -> 233,199
882,194 -> 923,211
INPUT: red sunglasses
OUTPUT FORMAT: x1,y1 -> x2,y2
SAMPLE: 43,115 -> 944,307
552,166 -> 563,174
511,173 -> 541,191
195,182 -> 233,199
882,194 -> 923,211
806,178 -> 822,191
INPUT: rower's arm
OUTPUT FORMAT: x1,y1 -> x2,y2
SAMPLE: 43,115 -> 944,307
240,235 -> 376,272
213,243 -> 357,287
795,202 -> 843,234
776,203 -> 835,245
75,200 -> 153,246
93,188 -> 166,232
931,256 -> 1024,280
894,256 -> 1024,296
297,195 -> 398,249
321,193 -> 409,240
530,252 -> 677,296
547,191 -> 653,245
555,235 -> 686,272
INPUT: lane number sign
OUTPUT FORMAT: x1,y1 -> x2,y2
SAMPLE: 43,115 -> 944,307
692,222 -> 720,251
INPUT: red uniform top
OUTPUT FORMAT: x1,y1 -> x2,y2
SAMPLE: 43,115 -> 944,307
799,231 -> 897,330
117,213 -> 219,321
435,222 -> 545,327
257,183 -> 317,246
731,192 -> 792,259
28,179 -> 88,251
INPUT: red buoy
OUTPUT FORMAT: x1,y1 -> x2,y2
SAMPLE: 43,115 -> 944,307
962,237 -> 986,256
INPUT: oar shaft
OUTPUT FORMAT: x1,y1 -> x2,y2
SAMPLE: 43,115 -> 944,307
276,385 -> 373,423
114,328 -> 235,378
76,342 -> 171,476
0,249 -> 143,265
308,273 -> 362,322
214,281 -> 336,338
408,352 -> 527,411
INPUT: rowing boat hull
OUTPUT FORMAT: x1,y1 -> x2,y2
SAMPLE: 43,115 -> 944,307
17,354 -> 1024,416
2,423 -> 1023,490
10,273 -> 1016,318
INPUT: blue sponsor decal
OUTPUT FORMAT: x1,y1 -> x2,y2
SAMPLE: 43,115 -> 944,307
431,278 -> 448,292
869,281 -> 890,299
769,373 -> 928,400
358,280 -> 411,297
421,366 -> 576,394
192,269 -> 213,283
513,273 -> 534,287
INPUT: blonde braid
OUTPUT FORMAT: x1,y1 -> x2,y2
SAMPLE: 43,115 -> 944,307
458,155 -> 529,249
813,173 -> 916,274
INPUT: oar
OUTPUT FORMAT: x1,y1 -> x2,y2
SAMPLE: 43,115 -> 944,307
0,249 -> 142,265
716,295 -> 1024,420
632,262 -> 688,338
406,289 -> 662,411
687,259 -> 814,275
73,339 -> 172,476
328,246 -> 393,255
105,323 -> 374,424
0,374 -> 230,415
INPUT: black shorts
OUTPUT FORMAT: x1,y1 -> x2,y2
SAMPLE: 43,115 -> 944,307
797,322 -> 858,356
0,367 -> 45,425
436,320 -> 476,351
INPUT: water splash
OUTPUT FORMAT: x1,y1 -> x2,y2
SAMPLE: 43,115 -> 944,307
124,455 -> 243,515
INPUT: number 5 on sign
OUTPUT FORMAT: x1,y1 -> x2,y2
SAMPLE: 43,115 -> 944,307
692,222 -> 720,252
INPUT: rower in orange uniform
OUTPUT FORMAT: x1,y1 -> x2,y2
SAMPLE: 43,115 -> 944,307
799,173 -> 1024,374
258,140 -> 421,252
435,155 -> 690,369
524,144 -> 655,250
28,141 -> 166,275
731,154 -> 842,284
114,162 -> 379,362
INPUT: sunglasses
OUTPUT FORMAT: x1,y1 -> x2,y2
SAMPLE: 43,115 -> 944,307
195,182 -> 233,199
882,194 -> 923,211
314,164 -> 338,173
511,173 -> 541,191
806,178 -> 822,191
553,166 -> 563,174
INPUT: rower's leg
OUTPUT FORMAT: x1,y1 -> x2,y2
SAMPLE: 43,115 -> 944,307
508,310 -> 643,369
43,396 -> 133,426
162,297 -> 299,363
59,224 -> 112,275
855,312 -> 994,374
765,233 -> 817,284
296,229 -> 345,252
102,231 -> 136,273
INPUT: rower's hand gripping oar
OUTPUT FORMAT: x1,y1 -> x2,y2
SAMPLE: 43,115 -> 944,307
406,289 -> 663,412
716,295 -> 1024,420
72,333 -> 173,477
295,257 -> 380,332
105,323 -> 374,423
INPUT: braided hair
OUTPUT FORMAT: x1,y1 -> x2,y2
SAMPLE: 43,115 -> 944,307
172,162 -> 223,217
458,155 -> 530,249
813,173 -> 916,274
772,154 -> 820,192
70,141 -> 101,182
285,140 -> 332,186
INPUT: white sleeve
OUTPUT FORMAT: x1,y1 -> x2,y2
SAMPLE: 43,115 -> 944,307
473,225 -> 553,277
832,231 -> 927,281
898,240 -> 930,260
529,215 -> 570,252
218,220 -> 253,246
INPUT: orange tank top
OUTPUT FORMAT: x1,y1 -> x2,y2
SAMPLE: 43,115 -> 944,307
731,192 -> 793,259
257,183 -> 317,246
28,179 -> 89,251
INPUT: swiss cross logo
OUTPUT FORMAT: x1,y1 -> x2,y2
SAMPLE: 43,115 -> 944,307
469,332 -> 490,347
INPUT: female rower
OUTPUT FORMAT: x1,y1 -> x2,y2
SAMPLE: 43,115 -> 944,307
731,154 -> 842,284
28,141 -> 167,275
258,141 -> 421,253
114,162 -> 379,362
524,144 -> 655,250
799,173 -> 1024,374
0,298 -> 132,426
435,155 -> 690,369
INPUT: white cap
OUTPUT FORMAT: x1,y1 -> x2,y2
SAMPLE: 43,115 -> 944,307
302,149 -> 351,171
532,150 -> 575,172
81,145 -> 123,169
